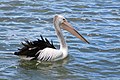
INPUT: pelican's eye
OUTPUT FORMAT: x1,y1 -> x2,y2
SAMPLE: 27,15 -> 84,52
63,18 -> 65,21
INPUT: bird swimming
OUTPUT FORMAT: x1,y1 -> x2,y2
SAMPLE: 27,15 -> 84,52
14,15 -> 89,61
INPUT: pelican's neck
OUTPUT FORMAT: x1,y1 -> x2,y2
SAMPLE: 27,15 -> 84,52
54,22 -> 68,58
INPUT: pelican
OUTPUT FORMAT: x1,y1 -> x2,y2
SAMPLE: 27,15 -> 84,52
14,15 -> 89,61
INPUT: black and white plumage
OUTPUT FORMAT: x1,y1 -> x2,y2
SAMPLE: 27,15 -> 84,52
14,15 -> 89,61
14,35 -> 56,61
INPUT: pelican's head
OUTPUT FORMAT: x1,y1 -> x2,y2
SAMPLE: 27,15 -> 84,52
53,15 -> 90,44
53,15 -> 66,27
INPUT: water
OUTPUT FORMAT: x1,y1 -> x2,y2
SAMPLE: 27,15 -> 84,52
0,0 -> 120,80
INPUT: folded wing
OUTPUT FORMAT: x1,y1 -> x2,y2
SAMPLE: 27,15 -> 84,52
14,35 -> 56,60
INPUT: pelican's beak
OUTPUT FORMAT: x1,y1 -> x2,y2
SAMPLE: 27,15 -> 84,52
61,21 -> 90,44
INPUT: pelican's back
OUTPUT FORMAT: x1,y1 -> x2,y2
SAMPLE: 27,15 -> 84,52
14,35 -> 56,59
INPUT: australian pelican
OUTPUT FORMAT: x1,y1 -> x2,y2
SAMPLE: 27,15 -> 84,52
14,15 -> 89,61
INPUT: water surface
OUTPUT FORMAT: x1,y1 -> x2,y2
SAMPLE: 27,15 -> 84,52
0,0 -> 120,80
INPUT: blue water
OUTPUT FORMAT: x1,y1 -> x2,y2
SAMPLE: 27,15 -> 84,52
0,0 -> 120,80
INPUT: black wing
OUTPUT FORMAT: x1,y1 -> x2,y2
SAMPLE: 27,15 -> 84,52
14,35 -> 56,57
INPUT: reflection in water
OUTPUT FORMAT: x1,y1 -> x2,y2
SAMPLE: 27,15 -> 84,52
17,56 -> 76,80
19,56 -> 70,70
